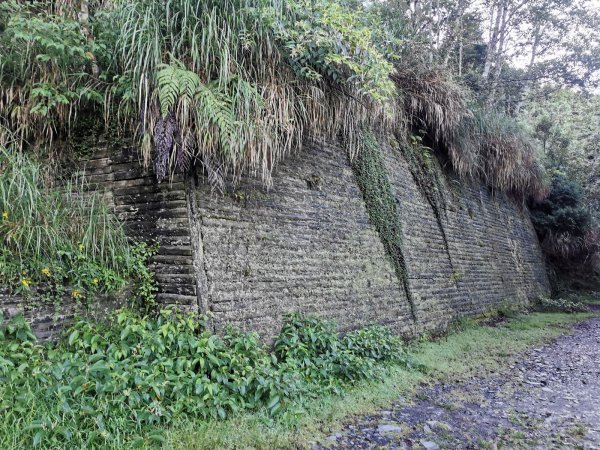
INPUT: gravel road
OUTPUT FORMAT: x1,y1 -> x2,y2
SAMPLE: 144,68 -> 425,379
315,315 -> 600,450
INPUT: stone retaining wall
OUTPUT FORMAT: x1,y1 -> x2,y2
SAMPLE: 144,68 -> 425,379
1,137 -> 550,339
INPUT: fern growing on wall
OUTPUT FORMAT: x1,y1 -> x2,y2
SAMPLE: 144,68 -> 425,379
111,0 -> 398,188
150,61 -> 268,182
0,0 -> 547,199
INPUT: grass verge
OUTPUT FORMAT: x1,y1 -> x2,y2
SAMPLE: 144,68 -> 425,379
164,311 -> 593,449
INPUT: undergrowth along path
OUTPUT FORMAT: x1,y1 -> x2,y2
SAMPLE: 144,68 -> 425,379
315,315 -> 600,450
165,311 -> 593,449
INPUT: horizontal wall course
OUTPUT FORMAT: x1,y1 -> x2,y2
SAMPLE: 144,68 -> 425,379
2,137 -> 549,340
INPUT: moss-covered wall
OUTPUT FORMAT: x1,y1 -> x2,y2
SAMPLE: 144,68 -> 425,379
383,144 -> 549,333
0,137 -> 550,339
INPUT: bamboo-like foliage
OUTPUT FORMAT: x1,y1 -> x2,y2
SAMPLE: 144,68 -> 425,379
0,2 -> 102,148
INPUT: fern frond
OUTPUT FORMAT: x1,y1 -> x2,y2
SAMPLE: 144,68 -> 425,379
156,63 -> 180,117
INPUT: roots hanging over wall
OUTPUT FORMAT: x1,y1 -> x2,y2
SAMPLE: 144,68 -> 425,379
349,131 -> 417,320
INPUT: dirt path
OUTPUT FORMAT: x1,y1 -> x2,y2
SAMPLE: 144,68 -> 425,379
316,316 -> 600,450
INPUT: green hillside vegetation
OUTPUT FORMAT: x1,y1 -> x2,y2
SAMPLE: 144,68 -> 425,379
0,0 -> 599,448
0,0 -> 544,198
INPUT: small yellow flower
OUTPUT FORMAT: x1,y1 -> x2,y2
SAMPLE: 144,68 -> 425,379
1,211 -> 8,220
71,289 -> 82,299
78,243 -> 84,252
21,278 -> 30,287
41,267 -> 51,277
92,278 -> 99,285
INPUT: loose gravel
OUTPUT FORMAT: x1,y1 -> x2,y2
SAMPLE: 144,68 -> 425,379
314,316 -> 600,449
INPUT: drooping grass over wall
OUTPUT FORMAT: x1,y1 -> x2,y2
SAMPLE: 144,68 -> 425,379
349,131 -> 416,319
0,0 -> 546,199
448,108 -> 547,201
0,0 -> 396,189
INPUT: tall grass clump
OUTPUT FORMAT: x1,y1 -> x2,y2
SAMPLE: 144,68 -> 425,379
1,0 -> 397,190
0,147 -> 137,298
448,108 -> 547,200
391,66 -> 470,145
390,66 -> 546,200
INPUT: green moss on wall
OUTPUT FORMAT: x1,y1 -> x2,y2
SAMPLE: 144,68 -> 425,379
350,131 -> 417,320
402,135 -> 454,271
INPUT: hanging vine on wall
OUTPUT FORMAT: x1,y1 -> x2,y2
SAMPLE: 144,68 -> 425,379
349,130 -> 416,320
401,134 -> 455,271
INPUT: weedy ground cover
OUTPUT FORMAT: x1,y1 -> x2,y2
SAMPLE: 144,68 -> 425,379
0,304 -> 591,449
0,310 -> 412,449
165,309 -> 592,449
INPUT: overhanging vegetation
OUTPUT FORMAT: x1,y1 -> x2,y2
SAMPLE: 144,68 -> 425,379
0,0 -> 545,199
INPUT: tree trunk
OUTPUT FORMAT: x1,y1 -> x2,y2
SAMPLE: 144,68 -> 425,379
515,23 -> 543,114
482,0 -> 503,82
442,0 -> 468,68
487,0 -> 509,103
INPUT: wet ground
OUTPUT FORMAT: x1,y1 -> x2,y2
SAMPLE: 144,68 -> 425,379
315,315 -> 600,450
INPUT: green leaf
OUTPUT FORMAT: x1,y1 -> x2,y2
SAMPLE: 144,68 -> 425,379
68,330 -> 80,346
33,431 -> 43,447
267,395 -> 280,409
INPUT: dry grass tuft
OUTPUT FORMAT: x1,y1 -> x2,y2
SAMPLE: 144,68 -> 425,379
390,66 -> 546,199
447,109 -> 547,200
391,66 -> 470,145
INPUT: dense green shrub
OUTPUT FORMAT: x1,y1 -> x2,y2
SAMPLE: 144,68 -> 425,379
531,174 -> 590,235
275,313 -> 411,389
530,173 -> 592,260
0,310 -> 409,449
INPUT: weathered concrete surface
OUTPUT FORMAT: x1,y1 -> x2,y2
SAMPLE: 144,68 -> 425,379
1,138 -> 550,339
190,140 -> 412,337
315,315 -> 600,449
